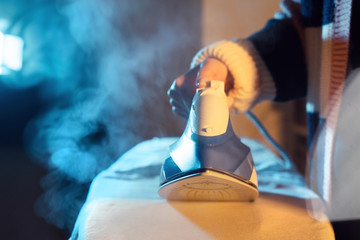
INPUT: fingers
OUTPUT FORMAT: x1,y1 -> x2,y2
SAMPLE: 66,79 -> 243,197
197,58 -> 229,88
168,90 -> 191,119
167,82 -> 190,120
225,72 -> 234,93
167,81 -> 181,99
172,105 -> 189,120
167,67 -> 198,119
167,58 -> 234,119
180,65 -> 201,86
175,64 -> 200,95
167,82 -> 191,111
169,96 -> 187,112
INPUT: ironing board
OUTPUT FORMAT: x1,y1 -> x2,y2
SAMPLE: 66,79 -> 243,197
70,137 -> 334,240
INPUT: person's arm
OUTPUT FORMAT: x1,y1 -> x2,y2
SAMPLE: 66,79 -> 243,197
247,17 -> 307,102
248,0 -> 307,102
168,0 -> 307,118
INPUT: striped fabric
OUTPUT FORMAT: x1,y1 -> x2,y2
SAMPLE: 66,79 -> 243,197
191,0 -> 357,219
248,0 -> 354,217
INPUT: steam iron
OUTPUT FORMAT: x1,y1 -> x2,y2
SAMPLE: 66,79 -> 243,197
158,80 -> 258,201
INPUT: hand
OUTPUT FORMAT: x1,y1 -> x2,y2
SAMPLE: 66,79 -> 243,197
167,58 -> 233,120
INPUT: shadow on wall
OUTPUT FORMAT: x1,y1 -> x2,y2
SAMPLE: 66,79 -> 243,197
1,0 -> 201,232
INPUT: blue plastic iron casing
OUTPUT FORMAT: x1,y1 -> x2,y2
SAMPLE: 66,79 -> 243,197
159,80 -> 258,201
159,119 -> 256,187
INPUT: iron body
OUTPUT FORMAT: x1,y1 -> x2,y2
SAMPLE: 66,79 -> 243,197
159,81 -> 258,201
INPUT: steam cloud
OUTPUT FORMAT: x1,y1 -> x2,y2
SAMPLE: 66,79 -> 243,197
16,0 -> 200,231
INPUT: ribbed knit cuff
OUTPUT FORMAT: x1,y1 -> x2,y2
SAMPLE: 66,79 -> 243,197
233,38 -> 276,102
191,39 -> 276,114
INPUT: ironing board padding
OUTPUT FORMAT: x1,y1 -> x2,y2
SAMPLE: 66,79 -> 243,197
70,137 -> 334,240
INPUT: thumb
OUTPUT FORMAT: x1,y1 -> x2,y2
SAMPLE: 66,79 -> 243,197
196,58 -> 230,89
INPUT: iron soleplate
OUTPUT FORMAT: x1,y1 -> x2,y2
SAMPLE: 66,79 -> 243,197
158,169 -> 258,201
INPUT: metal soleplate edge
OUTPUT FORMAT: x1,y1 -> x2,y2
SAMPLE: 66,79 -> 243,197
158,169 -> 258,201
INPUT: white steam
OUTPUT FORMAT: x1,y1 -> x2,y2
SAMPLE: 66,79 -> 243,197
20,0 -> 200,231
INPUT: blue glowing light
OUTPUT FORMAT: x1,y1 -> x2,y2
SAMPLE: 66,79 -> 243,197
0,31 -> 23,75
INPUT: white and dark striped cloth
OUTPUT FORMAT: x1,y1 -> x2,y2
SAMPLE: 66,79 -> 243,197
192,0 -> 359,220
249,0 -> 359,220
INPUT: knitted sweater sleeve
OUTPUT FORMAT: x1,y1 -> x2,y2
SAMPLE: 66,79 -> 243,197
191,0 -> 307,113
247,5 -> 307,101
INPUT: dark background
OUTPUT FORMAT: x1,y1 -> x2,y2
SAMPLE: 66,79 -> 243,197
0,0 -> 201,239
